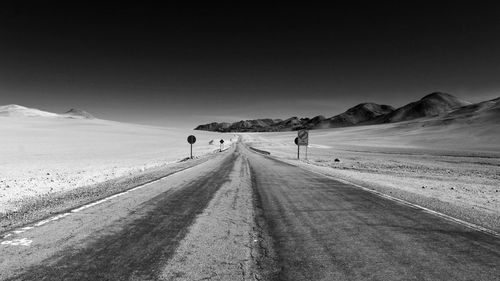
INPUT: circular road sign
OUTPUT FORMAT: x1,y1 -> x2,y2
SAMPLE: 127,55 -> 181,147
294,137 -> 298,145
298,129 -> 308,140
187,135 -> 196,144
297,129 -> 309,145
220,139 -> 225,144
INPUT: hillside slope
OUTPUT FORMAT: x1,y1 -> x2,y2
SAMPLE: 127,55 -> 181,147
0,105 -> 60,118
380,92 -> 471,123
321,103 -> 394,128
195,92 -> 481,132
63,108 -> 95,119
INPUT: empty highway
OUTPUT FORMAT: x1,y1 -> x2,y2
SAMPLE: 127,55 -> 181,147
1,142 -> 499,280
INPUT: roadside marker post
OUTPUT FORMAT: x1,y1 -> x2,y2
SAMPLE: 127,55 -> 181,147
294,137 -> 299,159
187,135 -> 196,159
220,139 -> 224,152
297,130 -> 309,160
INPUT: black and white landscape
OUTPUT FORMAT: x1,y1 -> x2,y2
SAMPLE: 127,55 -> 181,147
1,3 -> 500,281
195,92 -> 497,132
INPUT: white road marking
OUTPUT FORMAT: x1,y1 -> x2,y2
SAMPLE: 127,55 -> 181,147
308,144 -> 331,149
1,238 -> 32,246
0,165 -> 187,247
245,143 -> 500,241
0,145 -> 239,248
248,144 -> 500,239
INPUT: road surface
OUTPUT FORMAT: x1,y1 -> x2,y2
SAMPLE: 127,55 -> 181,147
245,145 -> 500,280
0,142 -> 499,280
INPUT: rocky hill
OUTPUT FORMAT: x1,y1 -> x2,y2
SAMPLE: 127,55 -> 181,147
379,92 -> 470,123
321,103 -> 395,128
195,92 -> 493,132
63,108 -> 95,119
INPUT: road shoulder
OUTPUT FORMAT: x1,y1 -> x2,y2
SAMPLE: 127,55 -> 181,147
0,151 -> 227,235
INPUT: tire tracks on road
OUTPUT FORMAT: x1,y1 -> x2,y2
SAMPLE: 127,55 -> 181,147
4,152 -> 238,281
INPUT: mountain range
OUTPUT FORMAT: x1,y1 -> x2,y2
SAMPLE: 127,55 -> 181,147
195,92 -> 497,132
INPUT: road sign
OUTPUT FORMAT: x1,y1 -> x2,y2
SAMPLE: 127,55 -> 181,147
219,139 -> 224,152
187,135 -> 196,159
294,137 -> 298,145
187,135 -> 196,144
297,130 -> 308,146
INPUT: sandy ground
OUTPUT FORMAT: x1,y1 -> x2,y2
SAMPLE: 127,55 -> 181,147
0,116 -> 235,213
241,122 -> 500,232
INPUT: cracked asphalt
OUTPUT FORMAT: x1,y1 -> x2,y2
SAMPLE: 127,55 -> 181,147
246,144 -> 500,281
0,150 -> 237,280
1,141 -> 500,280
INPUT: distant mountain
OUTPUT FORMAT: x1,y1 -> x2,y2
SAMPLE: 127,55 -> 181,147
63,108 -> 95,119
322,103 -> 395,128
195,119 -> 283,132
0,104 -> 60,118
195,102 -> 395,132
379,92 -> 471,123
195,92 -> 493,132
438,97 -> 500,125
195,122 -> 232,132
0,104 -> 96,120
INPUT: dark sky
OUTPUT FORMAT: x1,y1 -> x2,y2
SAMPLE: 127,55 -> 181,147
1,2 -> 500,127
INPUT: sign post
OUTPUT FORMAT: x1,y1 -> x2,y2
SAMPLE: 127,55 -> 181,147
187,135 -> 196,159
220,139 -> 224,152
294,137 -> 299,159
297,130 -> 309,160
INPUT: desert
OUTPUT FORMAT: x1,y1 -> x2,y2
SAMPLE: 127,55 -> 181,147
2,3 -> 500,279
0,105 -> 232,230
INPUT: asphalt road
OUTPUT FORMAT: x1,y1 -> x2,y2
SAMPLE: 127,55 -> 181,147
245,144 -> 500,281
0,150 -> 237,280
1,142 -> 500,281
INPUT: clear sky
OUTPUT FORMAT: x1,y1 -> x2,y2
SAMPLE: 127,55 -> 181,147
1,2 -> 500,128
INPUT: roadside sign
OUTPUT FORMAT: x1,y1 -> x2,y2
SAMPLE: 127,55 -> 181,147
219,139 -> 224,152
187,135 -> 196,159
297,130 -> 308,146
187,135 -> 196,144
294,137 -> 298,145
